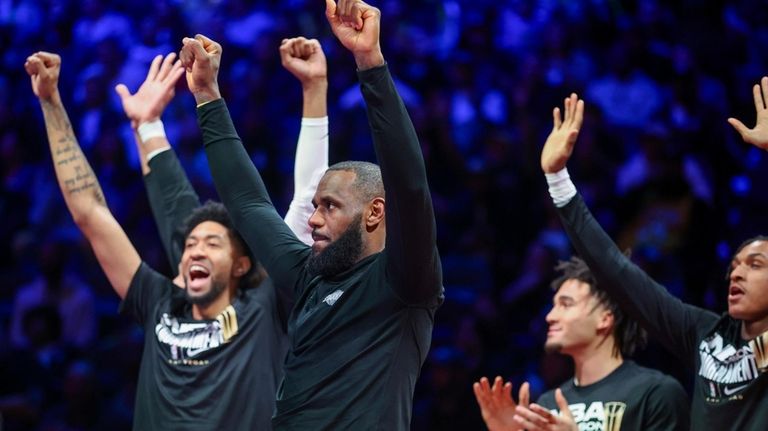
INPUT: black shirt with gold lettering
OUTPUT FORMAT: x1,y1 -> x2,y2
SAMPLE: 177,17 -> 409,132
537,361 -> 689,431
121,263 -> 289,430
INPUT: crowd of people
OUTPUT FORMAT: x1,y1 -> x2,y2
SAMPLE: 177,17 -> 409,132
1,0 -> 767,429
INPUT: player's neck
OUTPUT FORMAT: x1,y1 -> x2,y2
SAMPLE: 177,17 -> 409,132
571,341 -> 623,386
741,314 -> 768,340
192,288 -> 234,320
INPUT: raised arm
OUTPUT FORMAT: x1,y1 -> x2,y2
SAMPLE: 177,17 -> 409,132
327,0 -> 443,304
180,34 -> 310,292
541,94 -> 717,364
279,37 -> 329,245
116,53 -> 195,274
26,52 -> 139,299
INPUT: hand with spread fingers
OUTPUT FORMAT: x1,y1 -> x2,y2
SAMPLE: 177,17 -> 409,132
179,34 -> 223,105
513,389 -> 577,431
24,51 -> 62,101
473,376 -> 530,431
325,0 -> 384,70
115,53 -> 184,127
115,52 -> 184,127
728,76 -> 768,150
540,93 -> 584,174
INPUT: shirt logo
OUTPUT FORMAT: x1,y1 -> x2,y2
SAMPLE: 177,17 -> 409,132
698,332 -> 764,399
723,383 -> 749,396
550,401 -> 626,431
322,289 -> 344,306
154,305 -> 239,361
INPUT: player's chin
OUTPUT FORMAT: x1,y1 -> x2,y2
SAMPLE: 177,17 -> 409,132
543,340 -> 563,354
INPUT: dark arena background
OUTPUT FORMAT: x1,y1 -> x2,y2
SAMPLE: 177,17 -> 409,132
1,0 -> 767,429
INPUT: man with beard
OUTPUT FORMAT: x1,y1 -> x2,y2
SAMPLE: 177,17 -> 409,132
179,0 -> 444,428
26,47 -> 304,430
540,90 -> 768,430
474,256 -> 688,431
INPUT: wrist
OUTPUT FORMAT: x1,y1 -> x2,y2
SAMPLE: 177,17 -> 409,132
39,90 -> 62,105
301,78 -> 328,94
354,49 -> 385,71
192,84 -> 222,106
137,119 -> 166,143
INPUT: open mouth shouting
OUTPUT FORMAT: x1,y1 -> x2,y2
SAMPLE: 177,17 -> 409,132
187,263 -> 212,292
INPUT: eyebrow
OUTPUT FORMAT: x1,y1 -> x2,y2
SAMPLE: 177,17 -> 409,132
187,234 -> 225,241
733,252 -> 768,263
554,295 -> 576,304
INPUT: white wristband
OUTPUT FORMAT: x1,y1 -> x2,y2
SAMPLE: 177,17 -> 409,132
137,119 -> 166,142
545,167 -> 577,208
301,116 -> 329,126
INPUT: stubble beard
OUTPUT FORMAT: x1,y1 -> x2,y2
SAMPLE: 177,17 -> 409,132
185,277 -> 228,307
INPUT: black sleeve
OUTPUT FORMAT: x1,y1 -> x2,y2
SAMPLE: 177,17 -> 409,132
119,262 -> 169,326
198,99 -> 310,297
358,65 -> 443,305
556,194 -> 718,365
143,150 -> 200,275
641,377 -> 690,431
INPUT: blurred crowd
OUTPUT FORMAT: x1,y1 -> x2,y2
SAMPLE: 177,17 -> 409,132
1,0 -> 768,429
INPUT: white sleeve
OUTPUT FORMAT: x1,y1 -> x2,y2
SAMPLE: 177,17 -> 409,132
545,167 -> 577,207
284,116 -> 329,245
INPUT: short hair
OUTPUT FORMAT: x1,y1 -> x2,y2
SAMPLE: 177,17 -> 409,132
181,201 -> 264,289
326,161 -> 384,202
550,256 -> 647,357
725,235 -> 768,280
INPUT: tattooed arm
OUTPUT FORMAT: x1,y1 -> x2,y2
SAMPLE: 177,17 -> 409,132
25,52 -> 140,299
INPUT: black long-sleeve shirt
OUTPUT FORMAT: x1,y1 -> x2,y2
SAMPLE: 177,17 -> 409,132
144,150 -> 199,272
557,193 -> 768,430
199,64 -> 444,430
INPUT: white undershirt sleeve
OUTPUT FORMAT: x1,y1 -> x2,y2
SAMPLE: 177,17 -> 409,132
284,116 -> 329,245
546,167 -> 577,208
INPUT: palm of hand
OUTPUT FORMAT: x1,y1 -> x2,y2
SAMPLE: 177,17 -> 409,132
541,126 -> 577,173
186,58 -> 219,94
31,73 -> 57,99
743,113 -> 768,149
287,55 -> 327,82
334,22 -> 377,54
122,81 -> 172,124
482,404 -> 519,431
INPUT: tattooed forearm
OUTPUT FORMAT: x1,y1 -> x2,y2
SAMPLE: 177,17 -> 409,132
41,98 -> 106,206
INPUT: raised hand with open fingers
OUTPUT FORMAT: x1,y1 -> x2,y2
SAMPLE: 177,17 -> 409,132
325,0 -> 384,70
728,76 -> 768,150
540,93 -> 584,174
473,376 -> 530,431
24,51 -> 62,101
279,37 -> 327,87
179,34 -> 222,105
513,389 -> 577,431
115,52 -> 184,126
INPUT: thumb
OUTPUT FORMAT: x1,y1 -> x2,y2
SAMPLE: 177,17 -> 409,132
115,84 -> 131,100
325,0 -> 339,24
555,389 -> 573,419
183,37 -> 209,61
728,117 -> 750,139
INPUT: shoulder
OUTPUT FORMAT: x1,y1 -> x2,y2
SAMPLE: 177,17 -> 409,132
623,362 -> 687,400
